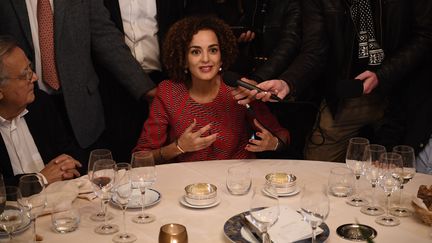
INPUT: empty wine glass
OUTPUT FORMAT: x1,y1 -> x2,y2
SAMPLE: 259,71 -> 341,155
112,163 -> 137,243
0,186 -> 23,241
390,145 -> 416,217
88,149 -> 114,221
91,159 -> 119,234
300,185 -> 330,243
18,174 -> 47,243
375,152 -> 402,226
345,137 -> 369,206
131,151 -> 156,224
249,184 -> 279,243
361,144 -> 386,216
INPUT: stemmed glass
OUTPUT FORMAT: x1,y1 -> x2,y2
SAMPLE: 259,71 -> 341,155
91,159 -> 119,234
88,149 -> 114,221
300,185 -> 330,243
390,145 -> 416,217
131,151 -> 156,224
0,186 -> 23,241
345,137 -> 369,206
361,144 -> 386,216
18,174 -> 47,243
112,163 -> 137,243
375,152 -> 402,226
249,184 -> 279,243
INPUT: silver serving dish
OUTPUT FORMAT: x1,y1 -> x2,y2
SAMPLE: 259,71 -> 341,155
265,172 -> 297,194
184,183 -> 217,206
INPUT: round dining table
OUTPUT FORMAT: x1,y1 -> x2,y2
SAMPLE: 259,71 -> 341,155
8,159 -> 432,242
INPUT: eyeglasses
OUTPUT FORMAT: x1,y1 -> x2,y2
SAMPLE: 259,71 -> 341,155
4,68 -> 34,83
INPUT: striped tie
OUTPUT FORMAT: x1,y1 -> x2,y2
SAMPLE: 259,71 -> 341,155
37,0 -> 60,90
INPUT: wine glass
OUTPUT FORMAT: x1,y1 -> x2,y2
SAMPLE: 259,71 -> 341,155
390,145 -> 416,217
300,185 -> 330,243
345,137 -> 369,206
88,149 -> 114,221
0,186 -> 23,241
375,152 -> 402,226
360,144 -> 386,216
249,184 -> 279,243
91,159 -> 119,234
18,174 -> 47,243
131,151 -> 156,224
112,163 -> 137,243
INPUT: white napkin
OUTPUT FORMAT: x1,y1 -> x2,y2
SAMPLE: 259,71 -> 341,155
412,197 -> 428,210
246,205 -> 324,243
44,180 -> 79,214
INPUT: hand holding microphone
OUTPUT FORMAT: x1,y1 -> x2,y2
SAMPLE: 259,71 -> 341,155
223,71 -> 285,104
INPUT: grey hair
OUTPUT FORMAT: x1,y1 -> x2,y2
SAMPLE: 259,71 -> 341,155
0,35 -> 18,84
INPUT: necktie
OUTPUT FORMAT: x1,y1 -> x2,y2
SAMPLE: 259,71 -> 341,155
37,0 -> 60,90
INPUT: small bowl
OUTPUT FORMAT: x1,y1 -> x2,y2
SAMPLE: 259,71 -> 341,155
184,183 -> 217,206
265,173 -> 297,194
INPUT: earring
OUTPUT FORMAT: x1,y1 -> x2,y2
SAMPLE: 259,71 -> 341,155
184,69 -> 189,74
219,67 -> 222,72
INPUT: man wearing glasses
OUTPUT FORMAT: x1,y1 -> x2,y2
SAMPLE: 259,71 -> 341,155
0,36 -> 81,186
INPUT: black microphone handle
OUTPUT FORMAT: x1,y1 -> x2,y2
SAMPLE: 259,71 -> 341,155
237,80 -> 283,102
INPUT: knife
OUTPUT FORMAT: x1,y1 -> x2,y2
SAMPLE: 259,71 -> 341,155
239,212 -> 262,242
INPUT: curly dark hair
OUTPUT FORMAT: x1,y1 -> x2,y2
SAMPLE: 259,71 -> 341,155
162,16 -> 238,86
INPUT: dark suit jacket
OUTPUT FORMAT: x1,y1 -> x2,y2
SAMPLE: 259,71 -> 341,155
0,0 -> 156,148
0,89 -> 82,186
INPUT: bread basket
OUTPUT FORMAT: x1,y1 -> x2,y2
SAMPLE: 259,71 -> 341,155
412,199 -> 432,226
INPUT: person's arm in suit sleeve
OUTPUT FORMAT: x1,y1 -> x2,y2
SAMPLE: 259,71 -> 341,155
88,0 -> 156,100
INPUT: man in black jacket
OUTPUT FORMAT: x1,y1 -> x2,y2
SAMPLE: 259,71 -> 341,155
237,0 -> 432,162
0,36 -> 82,186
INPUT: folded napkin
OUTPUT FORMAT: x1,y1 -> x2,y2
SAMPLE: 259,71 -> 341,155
247,205 -> 323,243
43,175 -> 96,213
44,180 -> 79,214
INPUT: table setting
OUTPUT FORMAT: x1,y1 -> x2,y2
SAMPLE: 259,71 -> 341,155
1,146 -> 431,243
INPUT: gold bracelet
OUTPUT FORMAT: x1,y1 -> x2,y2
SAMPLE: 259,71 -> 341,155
175,139 -> 186,154
273,138 -> 279,151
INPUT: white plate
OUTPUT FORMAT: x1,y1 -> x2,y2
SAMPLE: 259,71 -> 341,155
179,196 -> 220,209
111,188 -> 161,209
263,187 -> 301,197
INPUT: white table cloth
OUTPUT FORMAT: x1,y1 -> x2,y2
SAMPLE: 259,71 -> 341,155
8,159 -> 432,242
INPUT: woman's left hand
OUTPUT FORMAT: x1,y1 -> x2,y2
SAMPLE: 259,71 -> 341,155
245,119 -> 278,152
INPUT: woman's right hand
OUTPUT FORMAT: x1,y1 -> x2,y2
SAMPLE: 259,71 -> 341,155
177,119 -> 218,153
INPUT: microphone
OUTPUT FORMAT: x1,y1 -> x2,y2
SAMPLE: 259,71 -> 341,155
335,79 -> 364,98
222,71 -> 283,102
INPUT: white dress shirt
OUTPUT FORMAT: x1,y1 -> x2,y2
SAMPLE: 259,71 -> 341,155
25,0 -> 56,94
119,0 -> 162,72
0,110 -> 44,175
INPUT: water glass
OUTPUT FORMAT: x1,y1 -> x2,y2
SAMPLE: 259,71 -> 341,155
390,145 -> 416,217
226,166 -> 251,195
159,223 -> 188,243
328,167 -> 354,197
131,151 -> 157,224
51,205 -> 80,233
375,152 -> 402,226
18,174 -> 47,243
345,137 -> 369,206
250,184 -> 279,243
361,144 -> 386,216
300,185 -> 330,243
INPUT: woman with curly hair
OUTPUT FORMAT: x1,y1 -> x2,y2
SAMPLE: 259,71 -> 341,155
133,16 -> 289,163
